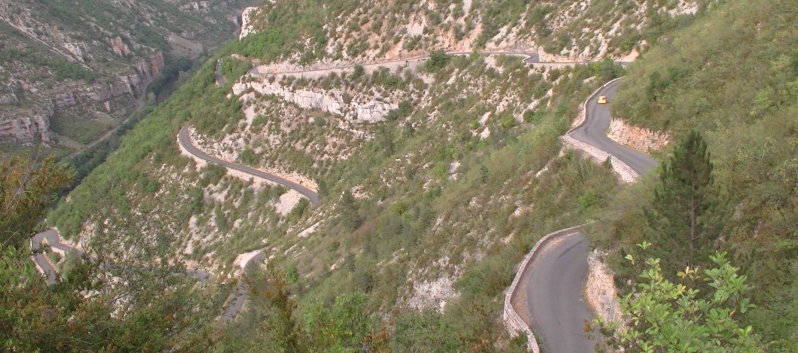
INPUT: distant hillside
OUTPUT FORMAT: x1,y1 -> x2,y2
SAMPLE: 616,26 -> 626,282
0,0 -> 256,156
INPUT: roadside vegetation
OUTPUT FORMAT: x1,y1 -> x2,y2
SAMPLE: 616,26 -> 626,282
590,0 -> 798,350
3,0 -> 794,351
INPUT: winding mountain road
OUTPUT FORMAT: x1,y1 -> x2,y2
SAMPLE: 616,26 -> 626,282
31,229 -> 81,284
32,108 -> 319,321
178,127 -> 320,206
31,227 -> 255,322
34,52 -> 645,334
571,81 -> 657,174
511,79 -> 657,352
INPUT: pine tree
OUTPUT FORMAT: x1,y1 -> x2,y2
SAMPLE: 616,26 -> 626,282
339,190 -> 360,232
646,131 -> 716,264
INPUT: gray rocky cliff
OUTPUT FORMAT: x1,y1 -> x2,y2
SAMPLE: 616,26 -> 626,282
0,101 -> 54,144
0,52 -> 164,144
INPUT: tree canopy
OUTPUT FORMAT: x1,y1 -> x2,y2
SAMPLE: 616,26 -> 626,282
594,242 -> 760,353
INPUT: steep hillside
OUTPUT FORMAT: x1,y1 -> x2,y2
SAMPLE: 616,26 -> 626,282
591,0 -> 798,349
237,0 -> 710,64
26,0 -> 767,351
0,0 -> 256,157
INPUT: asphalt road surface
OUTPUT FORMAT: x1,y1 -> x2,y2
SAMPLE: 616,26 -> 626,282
571,80 -> 657,175
215,59 -> 226,86
178,126 -> 320,206
518,231 -> 595,352
31,229 -> 211,284
219,251 -> 265,322
31,229 -> 79,284
30,126 -> 319,321
519,79 -> 657,353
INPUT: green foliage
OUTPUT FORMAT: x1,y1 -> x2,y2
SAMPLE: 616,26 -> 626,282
239,147 -> 259,166
0,155 -> 73,248
425,50 -> 450,72
50,113 -> 112,145
645,131 -> 716,266
387,100 -> 414,121
500,114 -> 517,129
350,64 -> 365,79
137,174 -> 160,193
39,2 -> 668,350
791,50 -> 798,74
594,244 -> 760,353
523,109 -> 541,124
287,198 -> 310,224
201,164 -> 228,187
391,310 -> 463,352
595,0 -> 798,345
148,56 -> 193,95
190,187 -> 203,214
338,190 -> 360,232
0,47 -> 95,82
1,154 -> 218,352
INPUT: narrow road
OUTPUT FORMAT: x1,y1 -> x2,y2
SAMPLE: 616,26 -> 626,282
178,126 -> 320,206
247,51 -> 542,76
220,251 -> 265,322
30,226 -> 255,321
31,229 -> 80,285
516,231 -> 594,352
215,59 -> 226,86
570,80 -> 657,175
515,79 -> 657,353
31,229 -> 210,284
31,126 -> 319,319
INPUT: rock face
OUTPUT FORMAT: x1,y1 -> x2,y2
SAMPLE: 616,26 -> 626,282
239,7 -> 259,39
0,87 -> 18,104
607,118 -> 670,153
0,52 -> 164,144
109,36 -> 131,57
233,78 -> 397,123
0,101 -> 54,143
585,251 -> 622,323
0,0 -> 243,148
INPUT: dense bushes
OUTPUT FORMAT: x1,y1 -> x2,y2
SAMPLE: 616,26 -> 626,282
594,0 -> 798,347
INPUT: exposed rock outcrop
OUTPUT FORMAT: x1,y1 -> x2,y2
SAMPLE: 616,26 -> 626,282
607,118 -> 670,153
0,101 -> 54,144
239,7 -> 259,39
0,86 -> 18,104
109,36 -> 131,57
585,250 -> 623,326
232,78 -> 397,123
0,52 -> 163,143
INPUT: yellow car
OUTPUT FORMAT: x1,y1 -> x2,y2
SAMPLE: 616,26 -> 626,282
598,96 -> 608,104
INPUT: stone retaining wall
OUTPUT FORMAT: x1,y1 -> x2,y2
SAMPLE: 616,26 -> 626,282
563,78 -> 640,183
503,225 -> 585,353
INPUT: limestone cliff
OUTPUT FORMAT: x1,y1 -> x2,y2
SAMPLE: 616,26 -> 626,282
232,78 -> 397,123
0,52 -> 164,144
0,0 -> 247,147
607,118 -> 670,153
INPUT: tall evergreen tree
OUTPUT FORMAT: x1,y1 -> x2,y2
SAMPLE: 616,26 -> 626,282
646,131 -> 716,264
339,190 -> 361,232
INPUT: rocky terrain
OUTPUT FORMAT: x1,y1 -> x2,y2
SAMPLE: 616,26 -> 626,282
0,0 -> 257,151
33,0 -> 792,351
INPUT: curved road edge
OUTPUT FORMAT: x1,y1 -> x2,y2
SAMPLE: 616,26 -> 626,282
30,227 -> 261,321
503,225 -> 586,353
563,78 -> 640,182
178,126 -> 320,207
505,77 -> 657,352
